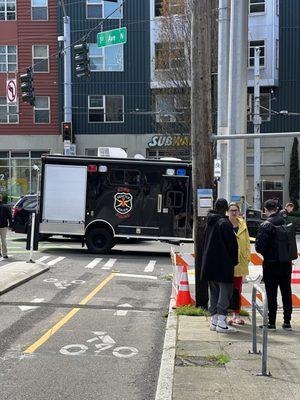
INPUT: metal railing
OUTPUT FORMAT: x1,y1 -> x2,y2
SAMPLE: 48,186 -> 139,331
248,283 -> 272,376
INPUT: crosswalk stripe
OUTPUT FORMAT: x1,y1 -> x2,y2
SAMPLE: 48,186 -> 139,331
47,257 -> 65,266
144,260 -> 156,273
36,256 -> 51,263
102,258 -> 116,270
85,258 -> 102,269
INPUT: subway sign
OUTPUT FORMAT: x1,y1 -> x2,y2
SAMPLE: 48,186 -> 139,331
148,135 -> 191,148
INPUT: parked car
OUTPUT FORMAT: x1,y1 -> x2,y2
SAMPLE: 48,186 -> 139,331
12,194 -> 38,234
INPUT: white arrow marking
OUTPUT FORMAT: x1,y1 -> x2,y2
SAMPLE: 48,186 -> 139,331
144,260 -> 156,273
102,258 -> 116,270
47,257 -> 65,266
18,298 -> 44,311
85,258 -> 102,269
114,303 -> 133,316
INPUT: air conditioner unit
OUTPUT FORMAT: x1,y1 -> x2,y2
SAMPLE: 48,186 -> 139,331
97,147 -> 127,158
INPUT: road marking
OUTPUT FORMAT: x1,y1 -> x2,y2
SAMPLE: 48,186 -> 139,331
85,258 -> 102,269
144,260 -> 156,273
114,303 -> 133,316
36,256 -> 51,263
47,257 -> 65,266
102,258 -> 117,270
19,298 -> 45,311
116,273 -> 158,280
24,273 -> 115,354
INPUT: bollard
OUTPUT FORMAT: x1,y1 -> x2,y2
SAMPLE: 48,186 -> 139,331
248,283 -> 272,376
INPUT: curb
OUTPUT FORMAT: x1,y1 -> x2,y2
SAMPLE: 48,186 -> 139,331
0,262 -> 50,295
155,297 -> 177,400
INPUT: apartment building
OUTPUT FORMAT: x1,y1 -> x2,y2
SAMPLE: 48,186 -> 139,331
0,0 -> 60,202
150,0 -> 299,207
59,0 -> 152,157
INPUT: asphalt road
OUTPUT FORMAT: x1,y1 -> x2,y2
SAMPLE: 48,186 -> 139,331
0,233 -> 176,400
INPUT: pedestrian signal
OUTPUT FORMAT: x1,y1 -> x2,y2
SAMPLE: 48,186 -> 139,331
62,122 -> 74,143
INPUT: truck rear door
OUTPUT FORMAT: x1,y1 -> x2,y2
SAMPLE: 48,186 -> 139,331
40,164 -> 87,235
158,175 -> 190,238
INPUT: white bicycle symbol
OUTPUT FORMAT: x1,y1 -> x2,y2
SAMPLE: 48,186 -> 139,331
60,331 -> 138,359
43,278 -> 85,289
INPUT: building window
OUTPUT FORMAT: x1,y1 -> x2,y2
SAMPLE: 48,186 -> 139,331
86,0 -> 122,19
88,95 -> 124,123
155,0 -> 184,16
155,42 -> 184,70
261,177 -> 283,205
89,43 -> 123,71
155,94 -> 189,123
249,0 -> 265,14
0,45 -> 17,72
34,96 -> 50,123
0,0 -> 16,20
147,148 -> 190,160
249,40 -> 265,68
32,45 -> 49,72
246,148 -> 284,166
0,97 -> 18,124
248,93 -> 271,122
0,150 -> 49,203
31,0 -> 48,20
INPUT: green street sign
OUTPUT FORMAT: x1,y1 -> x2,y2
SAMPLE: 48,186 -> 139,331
97,27 -> 127,48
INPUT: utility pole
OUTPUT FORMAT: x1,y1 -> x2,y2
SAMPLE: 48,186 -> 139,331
217,0 -> 230,198
226,0 -> 248,200
58,0 -> 73,155
253,47 -> 261,210
191,0 -> 213,308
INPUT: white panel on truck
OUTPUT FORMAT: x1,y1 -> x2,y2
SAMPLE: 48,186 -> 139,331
42,164 -> 87,223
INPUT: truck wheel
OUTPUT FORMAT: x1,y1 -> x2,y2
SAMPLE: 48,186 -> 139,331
86,228 -> 114,254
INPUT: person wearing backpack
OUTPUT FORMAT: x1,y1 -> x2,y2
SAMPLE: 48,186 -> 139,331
255,199 -> 297,331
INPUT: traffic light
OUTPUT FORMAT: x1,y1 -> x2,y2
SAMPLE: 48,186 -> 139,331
61,122 -> 74,143
74,42 -> 90,78
20,67 -> 35,106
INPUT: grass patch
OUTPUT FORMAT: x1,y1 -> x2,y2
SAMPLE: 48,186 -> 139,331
175,305 -> 210,317
239,309 -> 250,317
207,353 -> 230,366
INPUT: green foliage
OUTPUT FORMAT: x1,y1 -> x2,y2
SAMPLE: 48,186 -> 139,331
289,137 -> 300,210
207,353 -> 230,365
175,305 -> 210,317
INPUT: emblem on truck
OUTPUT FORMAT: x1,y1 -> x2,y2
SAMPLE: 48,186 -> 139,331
114,192 -> 133,215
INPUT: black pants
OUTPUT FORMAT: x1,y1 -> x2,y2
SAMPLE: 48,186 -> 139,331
263,265 -> 292,325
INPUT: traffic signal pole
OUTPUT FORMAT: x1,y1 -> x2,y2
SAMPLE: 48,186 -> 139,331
63,15 -> 73,155
253,47 -> 262,210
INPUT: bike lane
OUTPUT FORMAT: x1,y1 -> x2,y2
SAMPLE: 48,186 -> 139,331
0,271 -> 170,400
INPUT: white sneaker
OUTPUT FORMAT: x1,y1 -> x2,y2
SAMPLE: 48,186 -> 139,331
210,315 -> 218,331
216,324 -> 237,333
216,315 -> 237,333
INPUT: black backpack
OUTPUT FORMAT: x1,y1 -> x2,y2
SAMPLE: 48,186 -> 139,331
268,222 -> 298,263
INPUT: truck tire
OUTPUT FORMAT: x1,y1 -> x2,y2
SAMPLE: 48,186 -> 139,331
86,228 -> 114,254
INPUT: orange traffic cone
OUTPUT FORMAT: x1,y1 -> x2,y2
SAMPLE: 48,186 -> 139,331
176,264 -> 195,307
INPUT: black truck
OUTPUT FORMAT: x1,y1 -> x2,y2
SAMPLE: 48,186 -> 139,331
39,155 -> 193,253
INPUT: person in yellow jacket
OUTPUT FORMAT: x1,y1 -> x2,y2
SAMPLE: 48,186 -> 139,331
227,202 -> 251,325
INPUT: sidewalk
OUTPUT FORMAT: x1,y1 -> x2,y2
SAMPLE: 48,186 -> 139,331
0,261 -> 49,294
173,311 -> 300,400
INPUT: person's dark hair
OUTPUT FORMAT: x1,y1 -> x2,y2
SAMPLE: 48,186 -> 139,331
215,198 -> 228,213
264,199 -> 278,212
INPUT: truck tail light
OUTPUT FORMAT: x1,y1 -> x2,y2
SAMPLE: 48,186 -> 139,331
87,165 -> 97,173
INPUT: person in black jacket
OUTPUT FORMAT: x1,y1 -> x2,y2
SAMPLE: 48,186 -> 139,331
0,194 -> 12,259
255,199 -> 293,331
201,198 -> 238,333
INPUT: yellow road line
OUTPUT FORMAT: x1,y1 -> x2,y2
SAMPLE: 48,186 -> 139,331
24,273 -> 116,354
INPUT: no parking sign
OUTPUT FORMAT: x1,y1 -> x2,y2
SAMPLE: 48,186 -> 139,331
6,79 -> 17,103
